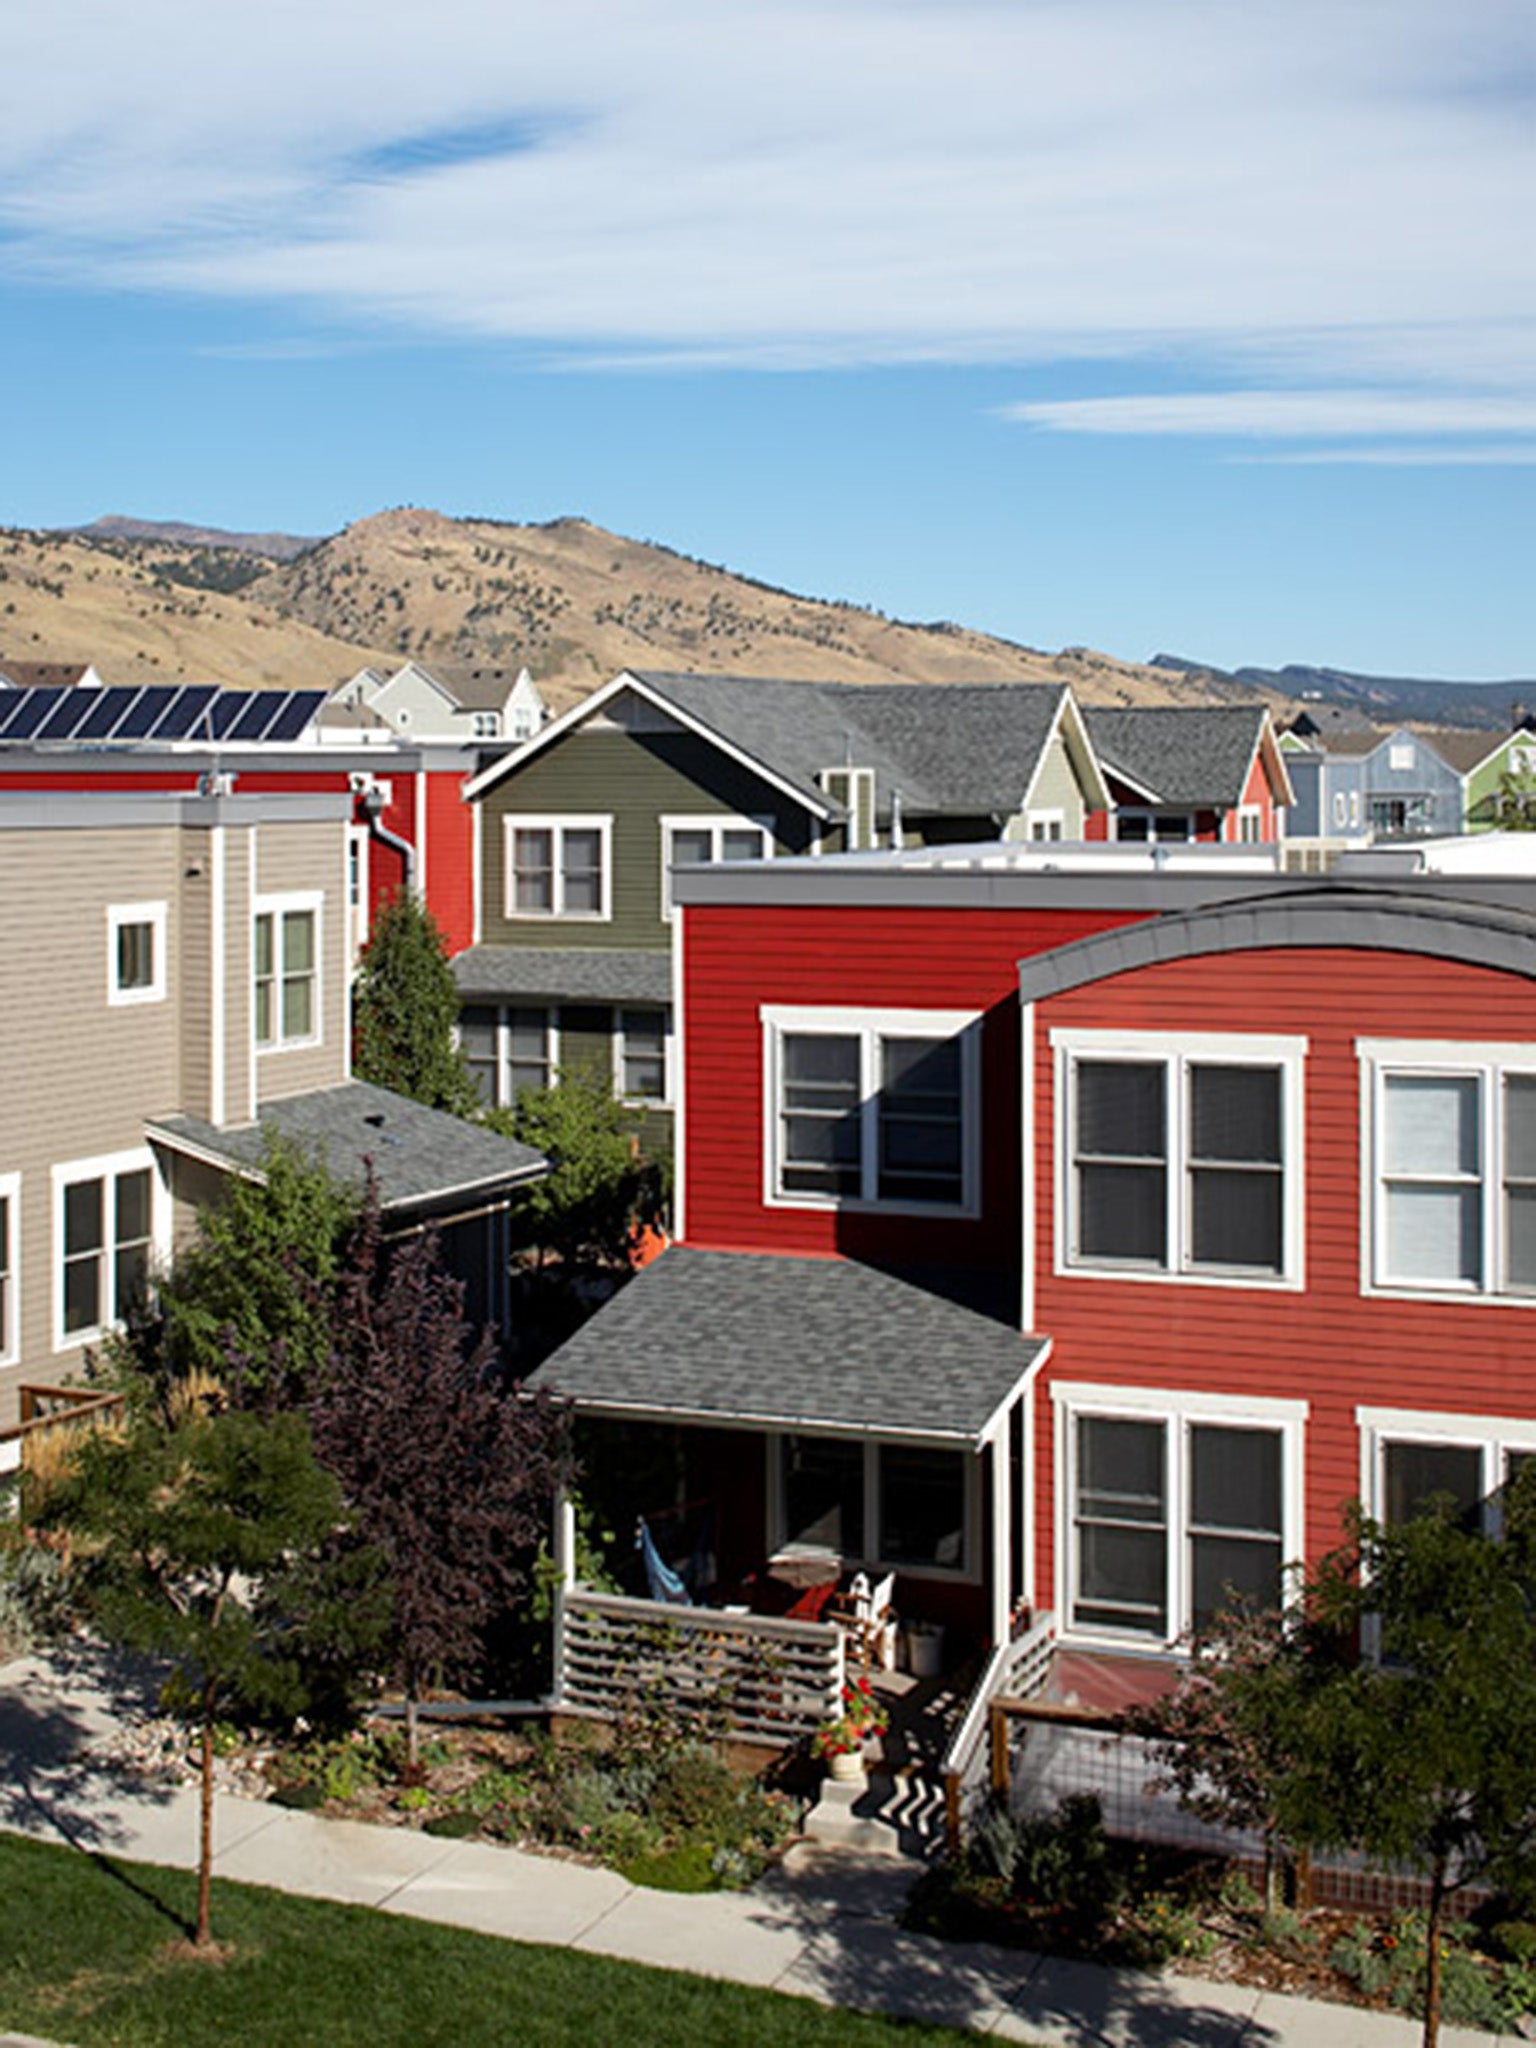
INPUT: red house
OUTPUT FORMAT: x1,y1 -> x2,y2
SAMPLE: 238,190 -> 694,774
531,836 -> 1536,1733
0,682 -> 481,953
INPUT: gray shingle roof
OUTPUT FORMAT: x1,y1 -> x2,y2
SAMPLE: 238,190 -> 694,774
1083,706 -> 1266,808
525,1246 -> 1045,1443
452,947 -> 672,1006
630,671 -> 1074,819
148,1080 -> 546,1215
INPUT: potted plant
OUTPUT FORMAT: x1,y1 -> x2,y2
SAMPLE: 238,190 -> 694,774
812,1677 -> 890,1784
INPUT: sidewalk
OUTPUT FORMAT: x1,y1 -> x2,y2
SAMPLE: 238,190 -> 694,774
0,1647 -> 1516,2047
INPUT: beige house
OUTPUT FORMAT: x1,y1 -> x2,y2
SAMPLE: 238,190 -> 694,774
0,788 -> 544,1426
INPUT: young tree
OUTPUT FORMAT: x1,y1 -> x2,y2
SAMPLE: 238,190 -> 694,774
352,886 -> 478,1116
496,1070 -> 665,1272
104,1133 -> 357,1408
43,1401 -> 359,1947
308,1197 -> 572,1765
1137,1473 -> 1536,2048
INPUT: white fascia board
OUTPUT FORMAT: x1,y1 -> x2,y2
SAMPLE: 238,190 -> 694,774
1030,691 -> 1114,815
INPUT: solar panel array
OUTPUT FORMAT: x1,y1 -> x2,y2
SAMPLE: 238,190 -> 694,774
0,683 -> 327,747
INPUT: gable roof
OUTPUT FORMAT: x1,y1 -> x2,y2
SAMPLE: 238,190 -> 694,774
1084,706 -> 1286,810
1422,727 -> 1511,777
525,1246 -> 1047,1444
465,668 -> 1108,821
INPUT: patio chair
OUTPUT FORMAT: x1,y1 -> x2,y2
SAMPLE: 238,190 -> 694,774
830,1569 -> 898,1670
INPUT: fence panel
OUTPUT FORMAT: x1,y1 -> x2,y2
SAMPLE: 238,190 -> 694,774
940,1611 -> 1055,1851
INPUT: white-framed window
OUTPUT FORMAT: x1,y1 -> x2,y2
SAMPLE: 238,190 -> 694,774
1358,1407 -> 1536,1533
107,901 -> 167,1007
1333,791 -> 1348,829
1389,742 -> 1415,772
762,1005 -> 982,1216
52,1149 -> 162,1350
346,827 -> 370,959
1348,790 -> 1361,828
1236,807 -> 1262,843
254,894 -> 321,1051
471,711 -> 502,738
819,767 -> 877,851
1054,1382 -> 1306,1647
459,1004 -> 556,1110
1027,811 -> 1065,843
1115,811 -> 1194,844
660,814 -> 772,918
1054,1029 -> 1306,1288
0,1171 -> 18,1368
1359,1039 -> 1536,1302
503,815 -> 611,921
771,1433 -> 976,1577
616,1007 -> 669,1104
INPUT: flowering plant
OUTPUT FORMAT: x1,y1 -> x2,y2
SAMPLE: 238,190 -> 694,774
812,1676 -> 890,1759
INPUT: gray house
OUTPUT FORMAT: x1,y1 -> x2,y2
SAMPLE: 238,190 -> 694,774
453,669 -> 1109,1130
1284,725 -> 1465,848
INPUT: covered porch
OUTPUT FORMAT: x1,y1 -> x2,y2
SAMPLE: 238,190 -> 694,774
528,1246 -> 1048,1742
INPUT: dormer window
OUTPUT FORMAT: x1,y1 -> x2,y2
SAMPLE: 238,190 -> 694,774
819,767 -> 876,851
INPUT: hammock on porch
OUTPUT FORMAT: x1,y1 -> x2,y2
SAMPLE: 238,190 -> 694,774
635,1509 -> 717,1605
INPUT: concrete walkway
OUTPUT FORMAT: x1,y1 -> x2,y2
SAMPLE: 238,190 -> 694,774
0,1646 -> 1517,2047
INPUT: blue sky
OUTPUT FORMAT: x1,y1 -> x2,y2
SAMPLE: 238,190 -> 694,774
2,0 -> 1533,679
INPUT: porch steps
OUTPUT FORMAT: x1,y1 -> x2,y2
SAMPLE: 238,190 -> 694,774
802,1768 -> 945,1861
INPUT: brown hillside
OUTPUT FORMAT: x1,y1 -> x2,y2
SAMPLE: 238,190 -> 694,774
0,506 -> 1270,714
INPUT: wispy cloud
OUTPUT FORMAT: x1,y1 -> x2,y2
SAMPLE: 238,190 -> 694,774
1,0 -> 1532,433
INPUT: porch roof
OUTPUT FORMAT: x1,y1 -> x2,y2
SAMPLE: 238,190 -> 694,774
525,1246 -> 1046,1446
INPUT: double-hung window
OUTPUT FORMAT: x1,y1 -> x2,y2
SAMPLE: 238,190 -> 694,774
776,1435 -> 972,1574
54,1151 -> 158,1347
1055,1030 -> 1304,1285
1056,1384 -> 1304,1645
763,1006 -> 981,1214
504,816 -> 610,920
459,1005 -> 554,1109
1359,1408 -> 1536,1534
254,897 -> 320,1049
107,902 -> 167,1006
1362,1040 -> 1536,1298
660,816 -> 771,918
617,1008 -> 668,1103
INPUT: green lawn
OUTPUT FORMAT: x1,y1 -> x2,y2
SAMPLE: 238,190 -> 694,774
0,1832 -> 971,2047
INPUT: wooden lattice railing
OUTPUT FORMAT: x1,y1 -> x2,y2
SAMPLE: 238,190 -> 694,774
557,1587 -> 845,1743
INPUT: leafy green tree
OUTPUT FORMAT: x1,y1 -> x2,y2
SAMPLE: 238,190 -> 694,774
1137,1473 -> 1536,2048
493,1071 -> 665,1272
42,1401 -> 368,1946
352,886 -> 477,1115
104,1134 -> 357,1407
1493,765 -> 1536,830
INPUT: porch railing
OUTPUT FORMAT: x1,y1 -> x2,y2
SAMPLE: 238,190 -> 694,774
557,1586 -> 845,1744
940,1609 -> 1055,1853
0,1385 -> 125,1508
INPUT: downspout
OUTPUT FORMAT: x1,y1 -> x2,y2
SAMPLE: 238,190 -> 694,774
359,781 -> 416,892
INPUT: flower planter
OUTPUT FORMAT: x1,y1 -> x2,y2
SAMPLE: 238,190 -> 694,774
826,1746 -> 868,1785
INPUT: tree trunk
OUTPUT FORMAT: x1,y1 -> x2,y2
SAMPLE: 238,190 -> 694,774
196,1686 -> 215,1946
1422,1852 -> 1447,2048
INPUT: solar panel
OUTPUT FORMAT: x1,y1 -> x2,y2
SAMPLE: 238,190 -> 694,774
263,691 -> 326,743
113,687 -> 176,739
75,687 -> 142,740
0,692 -> 33,738
206,692 -> 250,738
35,692 -> 95,741
149,685 -> 218,741
227,692 -> 286,741
3,688 -> 67,740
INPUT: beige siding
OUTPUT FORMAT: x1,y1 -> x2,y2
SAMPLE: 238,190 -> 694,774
1002,729 -> 1088,838
251,819 -> 350,1103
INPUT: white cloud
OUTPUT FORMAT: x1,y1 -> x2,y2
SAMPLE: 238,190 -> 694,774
1,0 -> 1533,423
1003,393 -> 1536,438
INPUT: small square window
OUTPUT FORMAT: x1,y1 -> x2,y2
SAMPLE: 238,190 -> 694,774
107,902 -> 166,1006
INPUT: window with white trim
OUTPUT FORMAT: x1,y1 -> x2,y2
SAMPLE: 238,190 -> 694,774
460,1004 -> 554,1109
107,902 -> 167,1006
0,1172 -> 17,1367
660,815 -> 771,918
776,1434 -> 972,1574
1237,807 -> 1262,843
1361,1040 -> 1536,1299
55,1152 -> 158,1347
504,816 -> 610,920
1056,1385 -> 1305,1645
254,897 -> 320,1050
1115,811 -> 1193,844
763,1006 -> 981,1214
1027,812 -> 1065,843
1055,1030 -> 1305,1285
616,1008 -> 668,1104
1359,1408 -> 1536,1533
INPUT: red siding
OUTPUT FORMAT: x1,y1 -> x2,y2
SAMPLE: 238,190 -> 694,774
423,769 -> 475,954
1030,947 -> 1536,1607
682,902 -> 1145,1268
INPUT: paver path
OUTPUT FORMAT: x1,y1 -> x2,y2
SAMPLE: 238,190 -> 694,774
0,1647 -> 1516,2045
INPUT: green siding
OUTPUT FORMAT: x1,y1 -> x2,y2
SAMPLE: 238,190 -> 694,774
1463,737 -> 1532,830
479,725 -> 817,949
